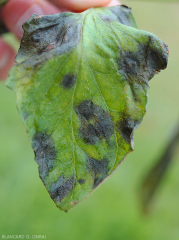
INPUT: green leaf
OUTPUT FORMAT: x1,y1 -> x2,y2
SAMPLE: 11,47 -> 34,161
6,5 -> 168,212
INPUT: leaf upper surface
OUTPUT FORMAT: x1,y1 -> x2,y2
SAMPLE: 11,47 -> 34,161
7,5 -> 169,211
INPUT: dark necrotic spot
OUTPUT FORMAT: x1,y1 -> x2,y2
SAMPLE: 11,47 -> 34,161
147,36 -> 168,72
101,6 -> 132,25
117,44 -> 155,84
50,176 -> 75,202
118,50 -> 139,77
147,48 -> 167,73
80,124 -> 98,145
121,122 -> 133,143
87,157 -> 109,188
109,5 -> 132,26
130,38 -> 168,81
32,32 -> 41,43
78,179 -> 85,185
77,100 -> 94,120
61,74 -> 76,89
93,177 -> 104,189
117,117 -> 134,143
31,26 -> 57,49
87,157 -> 108,175
76,100 -> 114,145
117,44 -> 152,83
56,25 -> 67,42
123,57 -> 138,75
55,22 -> 81,54
17,13 -> 82,62
117,36 -> 168,84
117,116 -> 141,144
32,133 -> 56,180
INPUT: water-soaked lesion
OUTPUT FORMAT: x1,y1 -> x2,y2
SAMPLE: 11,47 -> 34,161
75,100 -> 114,145
61,74 -> 76,89
87,157 -> 109,188
32,132 -> 56,180
50,176 -> 75,202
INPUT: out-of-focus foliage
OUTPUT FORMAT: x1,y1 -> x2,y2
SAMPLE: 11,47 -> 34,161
141,124 -> 179,213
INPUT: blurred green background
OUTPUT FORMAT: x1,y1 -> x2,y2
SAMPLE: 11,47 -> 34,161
0,1 -> 179,239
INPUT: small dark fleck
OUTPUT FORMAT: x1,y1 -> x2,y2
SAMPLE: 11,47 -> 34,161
32,132 -> 56,180
78,179 -> 85,185
50,176 -> 75,202
62,74 -> 76,89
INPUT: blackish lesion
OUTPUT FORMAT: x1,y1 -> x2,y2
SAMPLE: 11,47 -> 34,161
101,5 -> 134,27
117,117 -> 134,144
32,132 -> 56,180
87,157 -> 109,188
50,176 -> 75,202
118,38 -> 169,85
30,25 -> 58,52
123,57 -> 138,75
75,100 -> 114,145
118,49 -> 140,77
116,115 -> 141,144
78,178 -> 85,185
61,74 -> 76,89
16,13 -> 82,63
146,37 -> 168,78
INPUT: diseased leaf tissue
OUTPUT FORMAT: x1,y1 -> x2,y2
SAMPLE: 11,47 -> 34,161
7,5 -> 168,212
